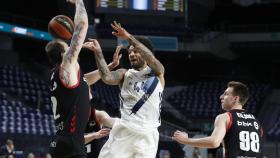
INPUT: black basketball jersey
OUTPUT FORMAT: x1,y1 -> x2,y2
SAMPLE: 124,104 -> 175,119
85,108 -> 101,133
85,99 -> 101,134
50,65 -> 90,136
224,109 -> 263,158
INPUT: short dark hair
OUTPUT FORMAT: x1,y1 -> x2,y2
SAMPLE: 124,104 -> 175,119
227,81 -> 249,106
135,36 -> 154,52
45,40 -> 64,66
6,139 -> 13,145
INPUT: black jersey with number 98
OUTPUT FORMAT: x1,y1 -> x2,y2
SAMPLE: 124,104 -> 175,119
224,109 -> 263,158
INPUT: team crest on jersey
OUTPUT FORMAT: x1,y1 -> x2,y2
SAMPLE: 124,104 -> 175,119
254,121 -> 259,130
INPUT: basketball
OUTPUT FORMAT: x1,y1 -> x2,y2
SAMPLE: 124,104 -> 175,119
48,15 -> 74,41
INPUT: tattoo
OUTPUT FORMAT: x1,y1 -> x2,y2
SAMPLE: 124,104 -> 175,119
64,0 -> 88,65
127,35 -> 165,75
94,50 -> 111,79
107,62 -> 116,71
94,51 -> 124,85
65,25 -> 83,64
112,70 -> 125,81
76,0 -> 87,19
61,68 -> 71,85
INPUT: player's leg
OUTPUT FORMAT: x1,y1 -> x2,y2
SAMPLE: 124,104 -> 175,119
87,137 -> 108,158
134,130 -> 159,158
98,119 -> 135,158
50,136 -> 74,158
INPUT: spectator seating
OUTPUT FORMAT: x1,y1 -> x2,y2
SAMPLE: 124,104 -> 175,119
0,98 -> 55,135
92,80 -> 120,110
0,65 -> 52,114
267,113 -> 280,140
167,81 -> 271,118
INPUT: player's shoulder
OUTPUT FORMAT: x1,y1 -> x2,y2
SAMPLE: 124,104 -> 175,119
117,68 -> 128,78
215,112 -> 231,123
218,112 -> 230,118
118,68 -> 128,73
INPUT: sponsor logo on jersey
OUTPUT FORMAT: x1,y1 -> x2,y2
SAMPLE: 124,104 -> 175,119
237,120 -> 253,127
237,112 -> 255,120
253,121 -> 259,130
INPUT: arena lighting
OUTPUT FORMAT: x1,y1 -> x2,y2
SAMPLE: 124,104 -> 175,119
0,21 -> 53,41
96,0 -> 184,17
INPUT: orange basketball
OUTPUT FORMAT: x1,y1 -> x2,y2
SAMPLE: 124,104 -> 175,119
48,15 -> 74,41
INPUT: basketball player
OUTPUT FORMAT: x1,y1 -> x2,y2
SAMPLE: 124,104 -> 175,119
172,81 -> 263,158
45,0 -> 89,157
86,21 -> 165,158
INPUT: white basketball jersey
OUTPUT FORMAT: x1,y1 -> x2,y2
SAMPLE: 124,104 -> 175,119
120,66 -> 163,130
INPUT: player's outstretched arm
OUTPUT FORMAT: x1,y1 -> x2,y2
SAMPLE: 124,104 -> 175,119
63,0 -> 88,66
111,21 -> 165,78
63,0 -> 88,65
83,38 -> 126,85
59,0 -> 88,86
84,44 -> 123,85
84,128 -> 110,144
172,113 -> 228,148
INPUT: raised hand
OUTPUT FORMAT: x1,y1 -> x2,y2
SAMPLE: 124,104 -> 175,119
83,38 -> 102,53
111,21 -> 130,39
109,45 -> 123,69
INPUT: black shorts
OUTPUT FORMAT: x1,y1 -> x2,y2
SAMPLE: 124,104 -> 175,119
86,137 -> 108,158
50,135 -> 86,158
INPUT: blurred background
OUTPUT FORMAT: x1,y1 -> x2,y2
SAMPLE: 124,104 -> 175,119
0,0 -> 280,157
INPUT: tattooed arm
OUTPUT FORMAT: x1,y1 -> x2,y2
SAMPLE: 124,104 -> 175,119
127,35 -> 165,76
63,0 -> 88,65
95,51 -> 126,86
84,44 -> 123,85
84,39 -> 126,85
111,21 -> 165,86
60,0 -> 88,86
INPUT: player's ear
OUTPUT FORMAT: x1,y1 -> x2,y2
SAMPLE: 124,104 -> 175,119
234,96 -> 239,102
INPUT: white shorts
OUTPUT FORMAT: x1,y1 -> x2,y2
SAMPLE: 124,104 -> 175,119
98,119 -> 159,158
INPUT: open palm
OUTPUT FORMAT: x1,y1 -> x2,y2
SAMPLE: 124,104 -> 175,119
111,21 -> 130,39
